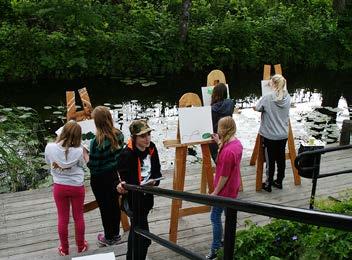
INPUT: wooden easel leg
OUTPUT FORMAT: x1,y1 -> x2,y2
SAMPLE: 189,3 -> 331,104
288,123 -> 301,185
250,134 -> 260,166
78,87 -> 92,118
121,211 -> 130,232
66,91 -> 76,121
169,147 -> 187,243
256,137 -> 265,191
274,64 -> 282,75
201,144 -> 213,194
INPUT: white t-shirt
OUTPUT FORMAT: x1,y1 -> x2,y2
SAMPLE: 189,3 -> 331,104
140,154 -> 152,185
44,142 -> 85,186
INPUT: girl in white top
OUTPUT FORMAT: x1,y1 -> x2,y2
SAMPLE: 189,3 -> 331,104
44,120 -> 88,256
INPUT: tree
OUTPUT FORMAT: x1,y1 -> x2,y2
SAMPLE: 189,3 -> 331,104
180,0 -> 191,42
333,0 -> 346,13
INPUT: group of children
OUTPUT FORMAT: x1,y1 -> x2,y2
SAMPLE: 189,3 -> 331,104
44,74 -> 290,259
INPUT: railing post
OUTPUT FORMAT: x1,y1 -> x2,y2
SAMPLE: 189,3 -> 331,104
309,155 -> 321,210
224,208 -> 237,260
131,190 -> 142,260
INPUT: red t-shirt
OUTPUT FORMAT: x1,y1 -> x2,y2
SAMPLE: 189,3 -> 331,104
214,139 -> 243,198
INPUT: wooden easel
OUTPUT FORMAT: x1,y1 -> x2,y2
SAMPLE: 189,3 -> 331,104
250,64 -> 301,191
207,69 -> 226,86
65,88 -> 130,232
163,93 -> 214,243
66,87 -> 93,121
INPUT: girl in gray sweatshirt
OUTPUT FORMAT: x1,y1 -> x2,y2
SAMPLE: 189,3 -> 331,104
255,74 -> 291,192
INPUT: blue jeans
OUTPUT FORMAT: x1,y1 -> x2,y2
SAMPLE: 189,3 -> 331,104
210,206 -> 224,252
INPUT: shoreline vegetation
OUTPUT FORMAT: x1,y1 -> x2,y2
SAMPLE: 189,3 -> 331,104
0,0 -> 351,82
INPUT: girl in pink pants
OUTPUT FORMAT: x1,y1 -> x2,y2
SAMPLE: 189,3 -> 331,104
45,121 -> 89,256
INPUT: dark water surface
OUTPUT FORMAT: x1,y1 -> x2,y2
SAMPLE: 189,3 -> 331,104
0,70 -> 351,112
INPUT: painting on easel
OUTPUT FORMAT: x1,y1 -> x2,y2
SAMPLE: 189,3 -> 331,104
261,80 -> 273,96
178,106 -> 213,144
201,84 -> 230,106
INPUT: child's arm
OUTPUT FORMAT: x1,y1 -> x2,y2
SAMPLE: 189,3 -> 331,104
211,176 -> 229,195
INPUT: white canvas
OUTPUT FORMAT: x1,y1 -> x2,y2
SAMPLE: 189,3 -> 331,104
178,106 -> 213,144
72,252 -> 115,260
55,119 -> 96,136
55,119 -> 119,151
261,80 -> 274,96
201,84 -> 230,106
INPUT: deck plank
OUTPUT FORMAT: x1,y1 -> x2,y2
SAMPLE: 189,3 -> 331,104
0,148 -> 351,259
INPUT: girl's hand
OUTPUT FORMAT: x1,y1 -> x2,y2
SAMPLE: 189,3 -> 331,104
117,181 -> 128,194
211,133 -> 220,144
83,147 -> 89,162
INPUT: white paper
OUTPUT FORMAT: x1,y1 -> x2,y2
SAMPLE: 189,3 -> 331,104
72,252 -> 115,260
201,84 -> 230,106
261,80 -> 274,96
55,119 -> 96,136
178,106 -> 213,144
141,176 -> 165,186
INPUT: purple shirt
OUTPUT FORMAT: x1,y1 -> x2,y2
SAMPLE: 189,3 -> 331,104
214,139 -> 243,198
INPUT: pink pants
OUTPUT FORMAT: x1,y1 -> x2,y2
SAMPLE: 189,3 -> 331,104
53,183 -> 85,254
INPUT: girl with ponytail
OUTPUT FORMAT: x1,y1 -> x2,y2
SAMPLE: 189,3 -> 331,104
255,74 -> 291,192
206,116 -> 243,259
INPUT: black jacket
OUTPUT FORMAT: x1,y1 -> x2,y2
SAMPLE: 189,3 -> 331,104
117,139 -> 162,212
211,98 -> 235,133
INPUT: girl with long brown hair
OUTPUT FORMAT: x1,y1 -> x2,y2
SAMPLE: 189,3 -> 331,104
45,120 -> 88,256
87,106 -> 124,246
206,116 -> 243,259
210,83 -> 234,162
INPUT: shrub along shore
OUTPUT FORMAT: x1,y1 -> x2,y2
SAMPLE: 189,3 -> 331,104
0,0 -> 351,81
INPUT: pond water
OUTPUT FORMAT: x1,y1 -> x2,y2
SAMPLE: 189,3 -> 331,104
0,70 -> 351,171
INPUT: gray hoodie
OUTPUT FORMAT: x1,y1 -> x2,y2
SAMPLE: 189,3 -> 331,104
255,92 -> 291,140
45,143 -> 85,186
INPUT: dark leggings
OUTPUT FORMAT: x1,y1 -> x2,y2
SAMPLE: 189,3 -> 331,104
90,172 -> 120,240
263,137 -> 287,185
127,210 -> 151,260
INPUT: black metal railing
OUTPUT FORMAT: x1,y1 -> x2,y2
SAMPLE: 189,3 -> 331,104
124,183 -> 352,260
295,144 -> 352,209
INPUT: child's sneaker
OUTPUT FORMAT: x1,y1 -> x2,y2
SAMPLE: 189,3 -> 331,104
205,250 -> 217,259
78,240 -> 89,253
58,245 -> 68,256
97,233 -> 121,247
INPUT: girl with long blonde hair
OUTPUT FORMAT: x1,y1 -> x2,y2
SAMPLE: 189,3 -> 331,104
87,106 -> 124,246
255,74 -> 291,192
45,120 -> 88,256
206,116 -> 243,259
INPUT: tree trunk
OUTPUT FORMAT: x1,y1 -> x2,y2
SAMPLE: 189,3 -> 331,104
333,0 -> 346,13
180,0 -> 191,42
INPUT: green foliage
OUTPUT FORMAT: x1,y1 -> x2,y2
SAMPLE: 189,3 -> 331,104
0,106 -> 47,192
217,194 -> 352,259
0,0 -> 351,81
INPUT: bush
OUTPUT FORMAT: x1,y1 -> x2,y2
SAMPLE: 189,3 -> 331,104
217,193 -> 352,259
0,106 -> 47,192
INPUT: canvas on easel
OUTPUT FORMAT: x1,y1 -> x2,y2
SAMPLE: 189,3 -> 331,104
201,84 -> 230,106
261,80 -> 273,96
178,106 -> 213,143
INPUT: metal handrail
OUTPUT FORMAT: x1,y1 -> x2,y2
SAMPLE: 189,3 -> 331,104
124,183 -> 352,260
294,144 -> 352,208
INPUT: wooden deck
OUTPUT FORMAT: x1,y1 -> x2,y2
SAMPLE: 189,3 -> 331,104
1,148 -> 351,260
